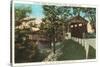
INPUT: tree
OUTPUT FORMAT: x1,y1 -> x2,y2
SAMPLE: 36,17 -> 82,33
14,5 -> 42,62
70,7 -> 96,24
56,6 -> 71,39
43,6 -> 71,54
42,6 -> 58,54
83,8 -> 96,23
15,5 -> 32,26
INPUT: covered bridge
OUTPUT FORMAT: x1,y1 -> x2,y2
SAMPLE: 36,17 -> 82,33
67,15 -> 88,38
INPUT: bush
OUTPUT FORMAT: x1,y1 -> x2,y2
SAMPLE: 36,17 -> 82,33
15,40 -> 39,63
85,33 -> 96,38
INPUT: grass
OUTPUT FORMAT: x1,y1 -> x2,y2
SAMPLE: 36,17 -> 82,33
15,39 -> 96,63
58,39 -> 86,60
88,45 -> 96,59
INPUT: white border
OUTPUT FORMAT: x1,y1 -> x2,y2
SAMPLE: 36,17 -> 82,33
11,0 -> 97,67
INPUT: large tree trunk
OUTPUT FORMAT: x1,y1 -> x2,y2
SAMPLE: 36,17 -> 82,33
51,37 -> 56,54
62,23 -> 65,41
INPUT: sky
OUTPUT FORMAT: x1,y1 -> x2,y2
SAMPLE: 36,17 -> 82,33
15,3 -> 44,19
31,4 -> 44,19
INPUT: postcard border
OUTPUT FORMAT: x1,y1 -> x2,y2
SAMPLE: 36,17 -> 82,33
11,0 -> 97,66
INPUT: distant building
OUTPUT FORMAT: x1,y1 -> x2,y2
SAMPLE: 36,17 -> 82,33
15,17 -> 51,48
28,31 -> 51,49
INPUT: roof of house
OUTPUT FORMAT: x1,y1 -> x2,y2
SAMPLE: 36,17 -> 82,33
20,17 -> 35,22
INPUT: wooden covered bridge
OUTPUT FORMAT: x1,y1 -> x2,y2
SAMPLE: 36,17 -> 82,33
67,15 -> 88,38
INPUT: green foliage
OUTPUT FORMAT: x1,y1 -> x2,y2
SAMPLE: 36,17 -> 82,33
15,40 -> 39,63
42,6 -> 72,41
83,8 -> 96,23
15,6 -> 32,26
14,5 -> 41,62
15,27 -> 42,63
71,7 -> 96,23
42,6 -> 69,53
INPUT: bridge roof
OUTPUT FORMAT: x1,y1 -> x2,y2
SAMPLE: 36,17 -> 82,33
67,15 -> 88,24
